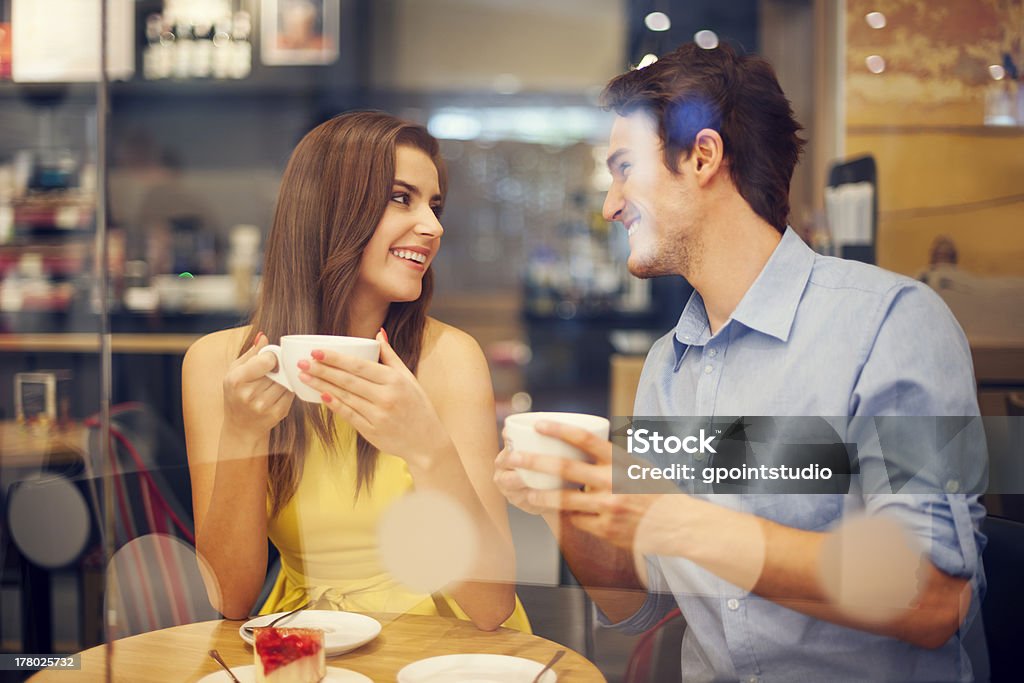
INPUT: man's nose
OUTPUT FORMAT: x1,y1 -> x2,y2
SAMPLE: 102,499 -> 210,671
603,184 -> 625,222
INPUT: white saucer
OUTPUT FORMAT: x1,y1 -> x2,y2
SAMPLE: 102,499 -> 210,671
197,664 -> 372,682
397,654 -> 558,682
239,610 -> 381,656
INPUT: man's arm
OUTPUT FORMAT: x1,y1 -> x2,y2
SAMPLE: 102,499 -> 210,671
517,423 -> 976,650
494,445 -> 658,624
648,494 -> 972,649
541,510 -> 650,623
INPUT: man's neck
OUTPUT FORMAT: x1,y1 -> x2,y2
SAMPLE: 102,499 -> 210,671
685,209 -> 784,336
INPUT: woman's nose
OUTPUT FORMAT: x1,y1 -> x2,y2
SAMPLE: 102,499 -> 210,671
414,210 -> 444,239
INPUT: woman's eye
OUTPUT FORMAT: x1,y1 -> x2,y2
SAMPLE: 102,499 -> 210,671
618,162 -> 632,177
391,192 -> 410,205
430,205 -> 442,217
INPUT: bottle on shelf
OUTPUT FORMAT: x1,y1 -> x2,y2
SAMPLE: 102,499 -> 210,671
0,163 -> 13,244
172,19 -> 194,80
154,15 -> 176,79
985,53 -> 1019,126
191,20 -> 214,78
229,224 -> 261,311
143,13 -> 163,80
211,15 -> 233,80
230,11 -> 253,79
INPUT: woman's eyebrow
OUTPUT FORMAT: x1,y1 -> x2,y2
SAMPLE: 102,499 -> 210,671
393,179 -> 419,195
394,179 -> 441,203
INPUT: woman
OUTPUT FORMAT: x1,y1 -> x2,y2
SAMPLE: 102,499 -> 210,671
183,111 -> 526,631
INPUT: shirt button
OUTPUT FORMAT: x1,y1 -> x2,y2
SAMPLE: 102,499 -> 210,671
704,365 -> 713,375
727,598 -> 740,611
708,348 -> 718,358
694,451 -> 706,461
747,677 -> 759,683
945,479 -> 961,493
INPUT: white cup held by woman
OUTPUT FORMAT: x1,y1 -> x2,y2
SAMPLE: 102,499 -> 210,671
259,334 -> 380,403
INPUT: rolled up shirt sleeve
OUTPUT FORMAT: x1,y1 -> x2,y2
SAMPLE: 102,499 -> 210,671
863,493 -> 985,580
850,282 -> 987,585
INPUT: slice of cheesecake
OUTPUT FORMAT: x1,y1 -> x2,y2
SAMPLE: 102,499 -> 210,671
253,627 -> 326,683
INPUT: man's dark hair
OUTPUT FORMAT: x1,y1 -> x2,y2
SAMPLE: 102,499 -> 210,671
601,42 -> 805,233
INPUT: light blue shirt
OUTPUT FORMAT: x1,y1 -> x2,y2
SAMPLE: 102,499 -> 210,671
602,228 -> 986,682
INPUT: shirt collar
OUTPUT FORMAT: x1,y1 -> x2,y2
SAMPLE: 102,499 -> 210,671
673,290 -> 711,348
729,227 -> 815,342
672,227 -> 814,356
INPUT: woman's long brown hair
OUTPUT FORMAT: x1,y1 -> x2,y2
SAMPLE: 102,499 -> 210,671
240,111 -> 447,517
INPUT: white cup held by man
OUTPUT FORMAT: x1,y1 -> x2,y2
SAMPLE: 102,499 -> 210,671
504,412 -> 611,490
258,334 -> 380,403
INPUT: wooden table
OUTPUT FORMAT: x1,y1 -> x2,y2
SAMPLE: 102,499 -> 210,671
29,613 -> 606,682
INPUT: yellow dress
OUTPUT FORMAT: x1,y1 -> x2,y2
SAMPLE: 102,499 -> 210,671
259,419 -> 530,632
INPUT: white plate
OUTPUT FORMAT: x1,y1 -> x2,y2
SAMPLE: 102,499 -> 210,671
397,654 -> 558,683
239,610 -> 381,656
197,664 -> 372,682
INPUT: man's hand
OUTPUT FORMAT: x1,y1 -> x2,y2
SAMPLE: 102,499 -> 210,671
493,445 -> 549,515
501,420 -> 664,552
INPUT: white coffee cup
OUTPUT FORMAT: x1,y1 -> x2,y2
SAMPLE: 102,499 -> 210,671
259,334 -> 380,403
504,411 -> 611,490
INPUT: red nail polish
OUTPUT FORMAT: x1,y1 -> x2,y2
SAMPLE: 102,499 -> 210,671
380,327 -> 389,343
311,350 -> 325,361
321,393 -> 333,403
297,359 -> 310,371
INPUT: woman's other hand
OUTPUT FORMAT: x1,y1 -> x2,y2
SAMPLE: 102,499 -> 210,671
298,329 -> 451,465
221,332 -> 295,436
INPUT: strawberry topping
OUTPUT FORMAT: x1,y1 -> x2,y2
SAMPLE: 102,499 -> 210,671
254,627 -> 324,675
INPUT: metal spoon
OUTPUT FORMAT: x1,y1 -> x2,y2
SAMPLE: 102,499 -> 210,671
208,649 -> 240,683
243,602 -> 310,636
531,649 -> 565,683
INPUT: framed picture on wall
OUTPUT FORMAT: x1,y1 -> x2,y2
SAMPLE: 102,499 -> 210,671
260,0 -> 339,65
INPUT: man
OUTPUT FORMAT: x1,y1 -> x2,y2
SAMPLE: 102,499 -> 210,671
495,43 -> 985,682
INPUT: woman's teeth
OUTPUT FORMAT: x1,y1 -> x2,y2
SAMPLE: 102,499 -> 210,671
390,249 -> 426,264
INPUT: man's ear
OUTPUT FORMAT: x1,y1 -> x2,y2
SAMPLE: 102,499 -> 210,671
691,128 -> 724,188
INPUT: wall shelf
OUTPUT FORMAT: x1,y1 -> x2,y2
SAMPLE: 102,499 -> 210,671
847,124 -> 1024,137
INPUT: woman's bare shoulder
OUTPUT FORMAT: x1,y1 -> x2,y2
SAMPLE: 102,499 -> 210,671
421,317 -> 486,366
418,320 -> 494,418
418,318 -> 490,395
184,325 -> 252,375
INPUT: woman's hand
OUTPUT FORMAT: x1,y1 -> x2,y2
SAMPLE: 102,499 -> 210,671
298,329 -> 451,465
221,332 -> 295,437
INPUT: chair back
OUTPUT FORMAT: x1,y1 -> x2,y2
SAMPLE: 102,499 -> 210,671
85,403 -> 216,636
86,403 -> 195,548
623,608 -> 685,683
106,533 -> 216,638
980,515 -> 1024,681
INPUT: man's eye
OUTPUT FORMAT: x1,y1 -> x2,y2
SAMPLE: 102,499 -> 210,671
618,162 -> 632,176
391,192 -> 410,205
